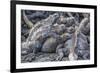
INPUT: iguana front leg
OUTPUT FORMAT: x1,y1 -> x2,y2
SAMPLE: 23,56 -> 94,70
56,49 -> 64,61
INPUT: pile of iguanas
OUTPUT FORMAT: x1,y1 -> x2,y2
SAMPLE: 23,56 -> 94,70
21,10 -> 90,62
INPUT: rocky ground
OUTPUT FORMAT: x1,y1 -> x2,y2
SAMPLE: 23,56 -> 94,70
21,10 -> 90,63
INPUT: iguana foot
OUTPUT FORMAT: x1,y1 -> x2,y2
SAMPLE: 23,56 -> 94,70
25,53 -> 36,62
